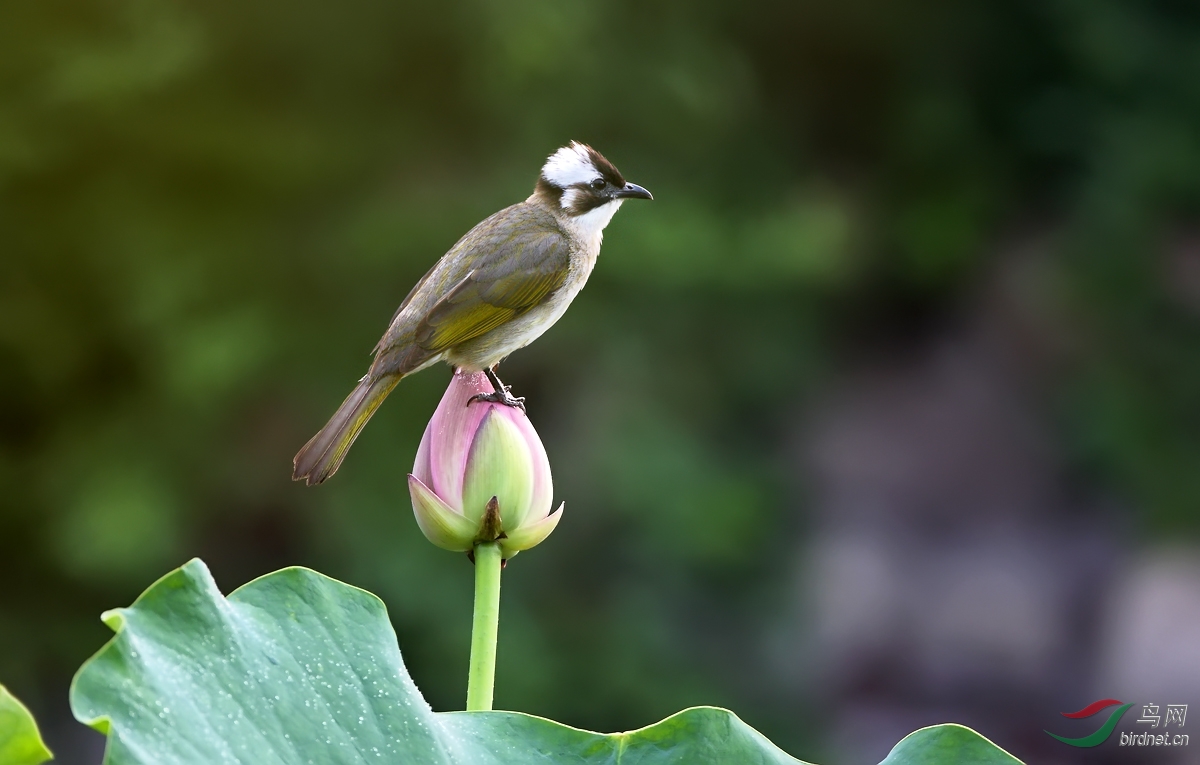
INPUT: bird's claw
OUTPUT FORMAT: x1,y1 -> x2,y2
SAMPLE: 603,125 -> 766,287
467,387 -> 526,413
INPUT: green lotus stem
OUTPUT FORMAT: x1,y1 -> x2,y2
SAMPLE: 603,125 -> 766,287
466,541 -> 502,711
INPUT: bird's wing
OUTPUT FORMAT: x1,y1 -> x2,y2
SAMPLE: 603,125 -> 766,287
413,226 -> 570,353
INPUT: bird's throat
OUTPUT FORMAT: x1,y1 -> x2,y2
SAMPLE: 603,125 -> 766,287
562,199 -> 623,249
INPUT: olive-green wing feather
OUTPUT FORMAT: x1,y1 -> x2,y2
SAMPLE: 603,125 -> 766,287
414,227 -> 570,352
368,203 -> 568,376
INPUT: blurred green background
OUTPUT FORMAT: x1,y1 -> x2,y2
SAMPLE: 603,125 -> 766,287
3,1 -> 1199,763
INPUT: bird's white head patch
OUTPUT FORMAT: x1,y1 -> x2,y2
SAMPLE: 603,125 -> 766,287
541,141 -> 602,189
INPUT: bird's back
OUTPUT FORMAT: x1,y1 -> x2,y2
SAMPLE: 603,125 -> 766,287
370,200 -> 569,377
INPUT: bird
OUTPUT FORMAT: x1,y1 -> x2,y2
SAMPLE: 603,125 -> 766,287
292,141 -> 653,485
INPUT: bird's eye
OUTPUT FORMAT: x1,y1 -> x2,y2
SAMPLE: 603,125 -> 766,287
589,178 -> 605,190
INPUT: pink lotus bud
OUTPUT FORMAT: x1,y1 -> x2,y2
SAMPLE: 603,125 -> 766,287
408,371 -> 563,558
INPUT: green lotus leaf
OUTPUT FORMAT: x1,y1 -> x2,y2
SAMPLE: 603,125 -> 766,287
0,684 -> 54,765
881,723 -> 1023,765
70,559 -> 1021,765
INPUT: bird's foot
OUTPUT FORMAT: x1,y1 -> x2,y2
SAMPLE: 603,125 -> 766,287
469,366 -> 526,412
467,386 -> 526,413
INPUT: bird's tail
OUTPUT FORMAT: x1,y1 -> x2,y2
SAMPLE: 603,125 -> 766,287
293,374 -> 400,485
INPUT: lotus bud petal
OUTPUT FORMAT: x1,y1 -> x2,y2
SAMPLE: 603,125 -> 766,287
408,475 -> 477,551
499,503 -> 564,558
461,410 -> 536,530
407,371 -> 561,556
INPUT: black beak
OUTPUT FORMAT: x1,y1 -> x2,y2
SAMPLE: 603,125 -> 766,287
613,182 -> 653,200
